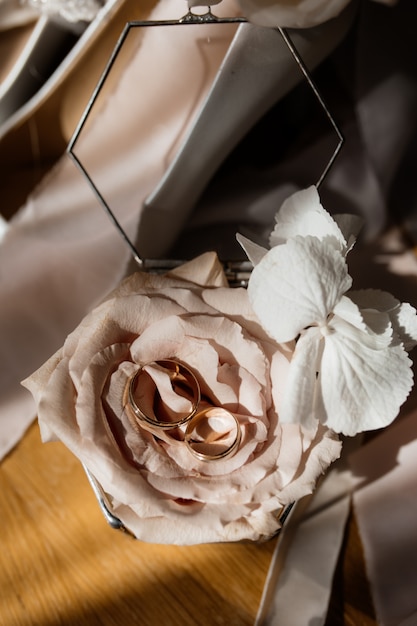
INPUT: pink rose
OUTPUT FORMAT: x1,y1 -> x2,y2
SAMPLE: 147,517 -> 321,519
23,253 -> 340,545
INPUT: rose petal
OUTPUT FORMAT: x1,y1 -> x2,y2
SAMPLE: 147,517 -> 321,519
248,236 -> 352,342
22,348 -> 62,409
22,249 -> 343,545
167,251 -> 228,288
202,286 -> 270,341
142,363 -> 193,415
277,424 -> 341,503
108,253 -> 227,300
112,499 -> 277,544
65,294 -> 186,386
29,355 -> 76,443
76,343 -> 131,443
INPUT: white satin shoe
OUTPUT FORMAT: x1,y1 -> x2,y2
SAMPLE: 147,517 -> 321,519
0,0 -> 159,219
69,3 -> 355,261
136,4 -> 356,259
67,0 -> 355,261
0,1 -> 103,128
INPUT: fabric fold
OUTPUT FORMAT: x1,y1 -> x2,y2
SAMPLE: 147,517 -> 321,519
350,410 -> 417,626
255,437 -> 360,626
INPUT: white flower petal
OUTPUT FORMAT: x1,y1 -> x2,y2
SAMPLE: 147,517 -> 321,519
396,302 -> 417,351
248,236 -> 352,342
349,289 -> 417,351
333,295 -> 393,349
280,327 -> 324,430
236,233 -> 267,266
332,295 -> 367,332
318,324 -> 413,435
269,186 -> 346,251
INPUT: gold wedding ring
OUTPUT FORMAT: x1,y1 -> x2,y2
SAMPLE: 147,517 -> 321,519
128,359 -> 200,430
127,359 -> 242,461
184,407 -> 241,462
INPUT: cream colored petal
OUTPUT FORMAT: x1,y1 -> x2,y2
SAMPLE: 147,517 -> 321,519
348,289 -> 417,351
269,186 -> 346,250
333,295 -> 393,349
319,322 -> 413,435
278,424 -> 341,503
279,327 -> 323,430
167,251 -> 228,288
236,233 -> 268,266
66,295 -> 185,387
248,236 -> 352,342
21,348 -> 63,404
142,363 -> 193,414
396,302 -> 417,351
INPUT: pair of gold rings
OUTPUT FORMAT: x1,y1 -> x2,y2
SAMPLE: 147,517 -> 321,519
127,359 -> 241,462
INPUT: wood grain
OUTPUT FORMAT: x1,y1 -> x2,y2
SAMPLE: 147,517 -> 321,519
0,424 -> 275,625
0,423 -> 376,625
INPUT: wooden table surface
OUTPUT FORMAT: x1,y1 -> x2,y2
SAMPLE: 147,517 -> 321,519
0,422 -> 377,626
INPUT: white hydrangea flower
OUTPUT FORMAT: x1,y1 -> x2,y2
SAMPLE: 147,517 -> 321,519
238,186 -> 417,436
